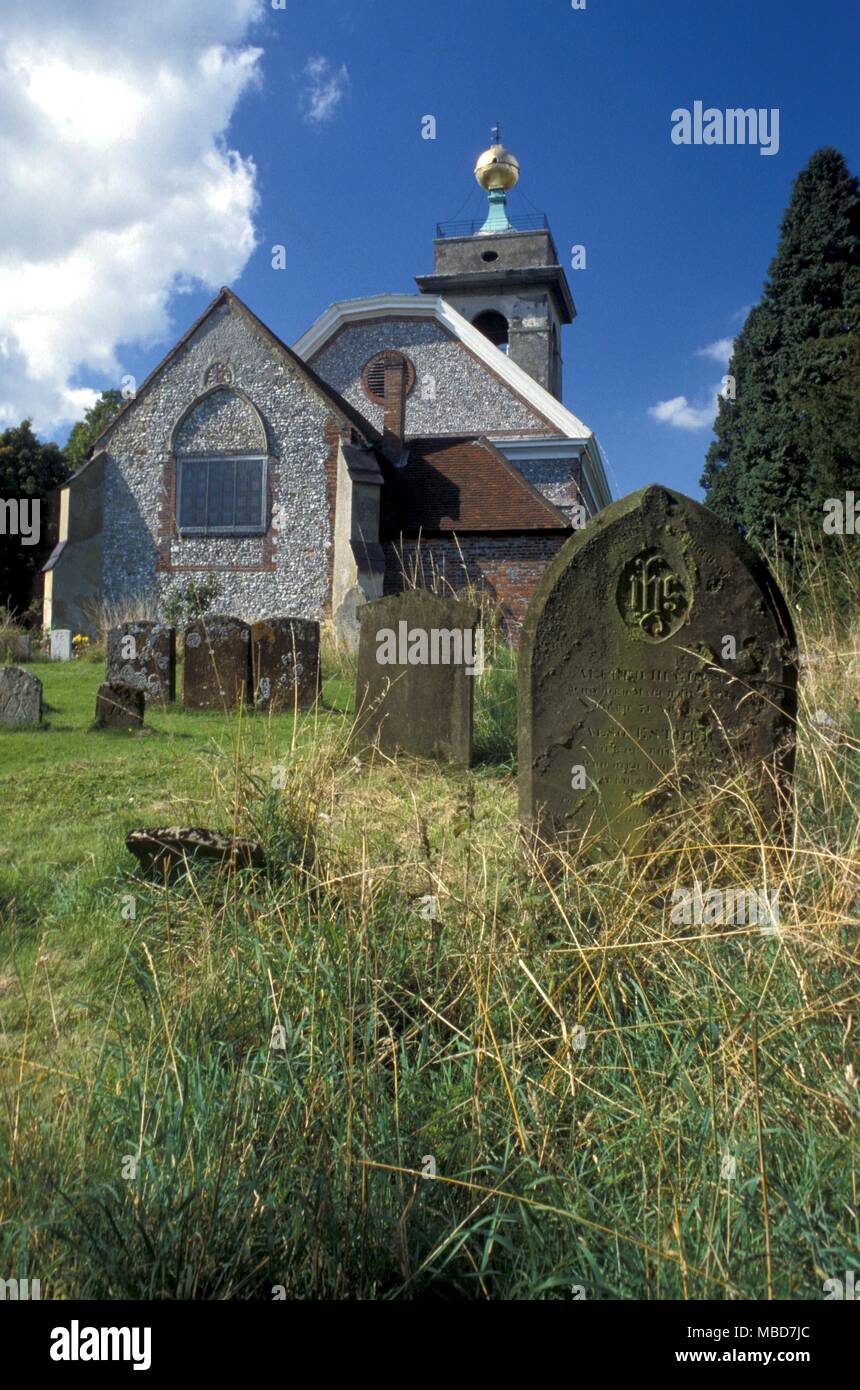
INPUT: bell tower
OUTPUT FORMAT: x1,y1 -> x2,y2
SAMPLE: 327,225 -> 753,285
415,127 -> 575,400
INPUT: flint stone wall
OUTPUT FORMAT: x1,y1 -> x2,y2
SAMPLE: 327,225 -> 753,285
101,301 -> 344,625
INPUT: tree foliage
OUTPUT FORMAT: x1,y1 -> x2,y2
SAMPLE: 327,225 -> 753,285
701,147 -> 860,580
0,420 -> 69,616
64,389 -> 125,473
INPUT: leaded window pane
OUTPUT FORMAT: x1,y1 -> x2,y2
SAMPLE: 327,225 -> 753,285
177,456 -> 266,533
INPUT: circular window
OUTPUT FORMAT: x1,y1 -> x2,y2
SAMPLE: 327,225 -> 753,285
361,351 -> 415,405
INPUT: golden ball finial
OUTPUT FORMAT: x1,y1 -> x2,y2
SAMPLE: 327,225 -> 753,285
475,124 -> 520,193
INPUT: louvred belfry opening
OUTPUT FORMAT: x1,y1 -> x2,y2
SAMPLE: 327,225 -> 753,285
362,351 -> 415,405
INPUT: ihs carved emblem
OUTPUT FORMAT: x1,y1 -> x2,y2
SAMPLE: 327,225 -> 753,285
617,548 -> 691,641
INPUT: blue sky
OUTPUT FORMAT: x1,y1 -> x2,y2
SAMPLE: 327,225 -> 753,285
5,0 -> 858,502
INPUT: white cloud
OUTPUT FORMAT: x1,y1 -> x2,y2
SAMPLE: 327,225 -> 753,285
695,337 -> 734,366
648,391 -> 723,432
0,0 -> 265,432
301,56 -> 349,126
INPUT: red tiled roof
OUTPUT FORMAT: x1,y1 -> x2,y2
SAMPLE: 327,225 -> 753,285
380,436 -> 568,535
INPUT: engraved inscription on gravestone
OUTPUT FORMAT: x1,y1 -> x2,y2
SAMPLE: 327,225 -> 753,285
50,629 -> 72,661
519,486 -> 797,857
617,549 -> 690,641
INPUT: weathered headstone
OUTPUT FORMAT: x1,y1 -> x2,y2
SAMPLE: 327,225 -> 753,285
0,631 -> 31,661
50,629 -> 72,661
95,681 -> 145,728
107,622 -> 176,704
182,616 -> 251,710
355,591 -> 481,766
251,617 -> 321,711
519,486 -> 797,857
0,666 -> 42,726
335,584 -> 366,654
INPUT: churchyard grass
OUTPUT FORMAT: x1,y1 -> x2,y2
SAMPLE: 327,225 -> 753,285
0,619 -> 858,1300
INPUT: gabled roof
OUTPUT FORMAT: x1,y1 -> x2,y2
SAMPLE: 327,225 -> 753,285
293,294 -> 595,442
87,287 -> 380,457
380,435 -> 570,537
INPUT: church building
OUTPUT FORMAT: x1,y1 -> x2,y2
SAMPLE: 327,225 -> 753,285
42,134 -> 611,640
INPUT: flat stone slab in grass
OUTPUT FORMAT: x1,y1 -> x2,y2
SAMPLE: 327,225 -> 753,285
355,591 -> 480,766
251,617 -> 321,711
0,666 -> 42,726
107,622 -> 176,704
519,485 -> 798,858
126,826 -> 266,880
182,616 -> 251,710
95,681 -> 145,728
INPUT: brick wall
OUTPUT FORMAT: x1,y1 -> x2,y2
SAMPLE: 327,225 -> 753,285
383,533 -> 568,639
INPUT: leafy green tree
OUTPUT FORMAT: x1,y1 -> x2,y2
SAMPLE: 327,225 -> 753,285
64,389 -> 125,472
702,148 -> 860,566
0,420 -> 69,616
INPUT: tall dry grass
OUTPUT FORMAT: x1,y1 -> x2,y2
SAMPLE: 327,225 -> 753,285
0,566 -> 857,1299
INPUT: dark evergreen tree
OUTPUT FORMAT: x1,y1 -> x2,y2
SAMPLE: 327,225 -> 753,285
702,148 -> 860,564
0,420 -> 69,616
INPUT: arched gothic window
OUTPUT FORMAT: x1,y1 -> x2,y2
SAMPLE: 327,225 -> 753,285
173,388 -> 269,535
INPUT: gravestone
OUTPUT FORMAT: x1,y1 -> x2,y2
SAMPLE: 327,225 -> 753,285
182,616 -> 251,710
0,666 -> 42,726
126,826 -> 265,881
107,622 -> 176,704
355,591 -> 480,766
519,486 -> 797,857
335,584 -> 366,654
50,629 -> 72,661
251,617 -> 320,711
95,681 -> 145,728
0,631 -> 31,661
